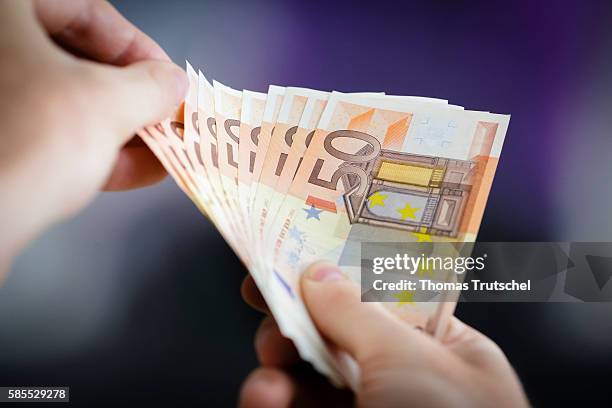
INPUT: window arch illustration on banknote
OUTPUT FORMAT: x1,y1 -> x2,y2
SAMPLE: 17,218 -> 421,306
342,148 -> 476,238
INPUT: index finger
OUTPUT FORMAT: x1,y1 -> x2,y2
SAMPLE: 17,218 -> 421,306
33,0 -> 170,65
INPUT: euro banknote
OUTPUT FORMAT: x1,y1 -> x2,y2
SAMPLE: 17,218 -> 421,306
237,89 -> 266,236
139,61 -> 510,388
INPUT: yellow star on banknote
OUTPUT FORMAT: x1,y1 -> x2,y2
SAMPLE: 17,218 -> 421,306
397,203 -> 419,220
368,191 -> 388,208
412,227 -> 432,242
393,290 -> 415,306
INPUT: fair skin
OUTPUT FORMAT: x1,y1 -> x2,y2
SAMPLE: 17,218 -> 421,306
0,1 -> 528,406
239,267 -> 529,407
0,0 -> 186,271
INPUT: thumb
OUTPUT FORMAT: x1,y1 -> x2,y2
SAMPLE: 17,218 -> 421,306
88,59 -> 187,145
301,262 -> 428,364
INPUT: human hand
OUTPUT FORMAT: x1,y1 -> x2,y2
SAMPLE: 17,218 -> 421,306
240,265 -> 529,407
0,0 -> 186,268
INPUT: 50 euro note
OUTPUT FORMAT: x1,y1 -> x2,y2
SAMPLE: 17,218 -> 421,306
262,93 -> 451,267
213,80 -> 244,221
255,90 -> 393,264
214,81 -> 277,266
197,73 -> 251,265
257,90 -> 377,262
137,110 -> 215,217
251,88 -> 327,269
138,123 -> 196,200
140,69 -> 236,245
248,85 -> 285,229
180,65 -> 248,256
263,92 -> 509,386
184,63 -> 205,183
184,64 -> 227,217
237,90 -> 267,235
269,94 -> 329,214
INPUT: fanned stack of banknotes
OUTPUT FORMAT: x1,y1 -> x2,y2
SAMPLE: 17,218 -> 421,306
138,62 -> 510,388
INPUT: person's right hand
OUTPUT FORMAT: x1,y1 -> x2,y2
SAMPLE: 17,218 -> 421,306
240,263 -> 529,407
0,0 -> 186,271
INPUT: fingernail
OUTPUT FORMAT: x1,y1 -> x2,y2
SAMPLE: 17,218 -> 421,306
306,263 -> 345,282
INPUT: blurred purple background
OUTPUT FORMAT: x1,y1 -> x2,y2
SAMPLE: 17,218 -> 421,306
1,0 -> 611,406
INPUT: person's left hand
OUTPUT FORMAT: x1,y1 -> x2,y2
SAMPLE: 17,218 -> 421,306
0,0 -> 187,269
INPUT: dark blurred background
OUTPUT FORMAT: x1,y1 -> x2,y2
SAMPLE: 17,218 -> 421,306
1,0 -> 612,406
